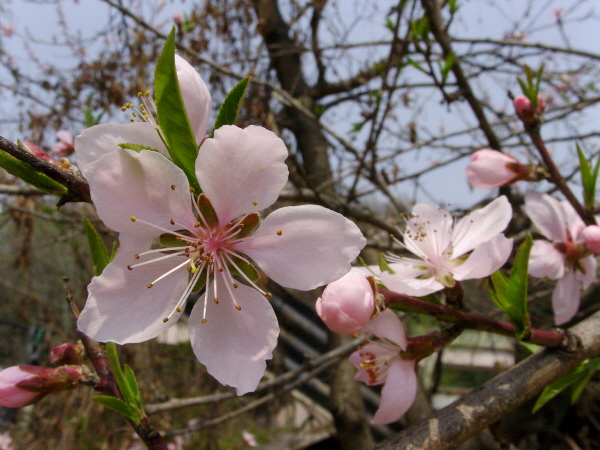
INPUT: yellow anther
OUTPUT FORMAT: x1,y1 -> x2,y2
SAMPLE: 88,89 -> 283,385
163,317 -> 169,323
138,92 -> 143,97
130,216 -> 137,222
252,200 -> 258,206
189,187 -> 195,193
176,307 -> 182,312
214,298 -> 219,304
145,90 -> 151,97
276,230 -> 282,236
202,319 -> 207,324
217,266 -> 223,272
233,283 -> 238,288
171,184 -> 176,190
266,293 -> 272,298
134,254 -> 140,259
147,283 -> 153,288
170,219 -> 175,225
235,305 -> 242,311
194,222 -> 201,228
127,265 -> 132,270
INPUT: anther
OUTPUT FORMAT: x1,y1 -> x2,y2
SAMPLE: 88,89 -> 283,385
170,219 -> 175,225
163,318 -> 169,323
134,254 -> 140,259
233,283 -> 238,288
147,283 -> 153,288
176,307 -> 182,312
252,200 -> 258,206
218,266 -> 223,272
202,319 -> 207,324
130,216 -> 137,222
171,185 -> 176,190
276,230 -> 282,236
214,298 -> 219,304
235,305 -> 242,311
266,293 -> 272,298
194,222 -> 201,228
127,265 -> 132,270
189,187 -> 195,193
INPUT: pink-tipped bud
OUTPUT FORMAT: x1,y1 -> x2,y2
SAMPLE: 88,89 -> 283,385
466,149 -> 524,189
21,140 -> 60,166
582,225 -> 600,254
316,270 -> 375,334
50,130 -> 74,157
172,12 -> 183,26
0,365 -> 84,408
50,342 -> 85,365
513,95 -> 545,122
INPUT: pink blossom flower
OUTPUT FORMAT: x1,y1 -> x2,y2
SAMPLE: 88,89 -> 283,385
50,130 -> 75,157
381,197 -> 513,297
524,193 -> 597,324
466,149 -> 525,189
0,365 -> 83,408
514,95 -> 546,121
75,55 -> 366,395
349,309 -> 416,424
582,225 -> 600,255
316,270 -> 375,334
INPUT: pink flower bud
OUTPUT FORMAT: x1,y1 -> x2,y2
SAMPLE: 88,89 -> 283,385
50,130 -> 74,157
582,225 -> 600,254
466,149 -> 523,189
0,365 -> 84,408
21,140 -> 60,166
50,342 -> 85,365
513,95 -> 545,121
172,12 -> 183,26
316,270 -> 375,334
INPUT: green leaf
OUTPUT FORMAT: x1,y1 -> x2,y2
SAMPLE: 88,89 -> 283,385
533,357 -> 600,413
118,143 -> 160,153
105,342 -> 136,406
93,396 -> 143,424
83,217 -> 110,276
0,145 -> 68,196
578,143 -> 599,210
406,57 -> 426,74
154,27 -> 200,193
448,0 -> 458,14
385,18 -> 395,32
441,52 -> 456,80
212,77 -> 250,134
378,253 -> 395,274
486,234 -> 533,340
124,364 -> 143,409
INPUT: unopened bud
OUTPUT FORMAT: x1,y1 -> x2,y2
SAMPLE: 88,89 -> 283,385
316,270 -> 376,334
50,342 -> 85,365
21,140 -> 60,167
514,95 -> 545,122
466,149 -> 523,189
582,225 -> 600,254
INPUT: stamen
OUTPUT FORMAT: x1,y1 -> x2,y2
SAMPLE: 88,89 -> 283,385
276,230 -> 282,236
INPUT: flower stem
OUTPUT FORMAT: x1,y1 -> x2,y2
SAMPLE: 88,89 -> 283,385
382,288 -> 569,348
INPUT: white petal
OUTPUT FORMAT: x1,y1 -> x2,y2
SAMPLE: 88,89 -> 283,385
77,250 -> 188,343
86,149 -> 197,240
372,360 -> 417,425
577,255 -> 598,289
452,235 -> 513,280
196,125 -> 289,225
524,192 -> 567,242
380,272 -> 443,297
364,309 -> 407,349
189,278 -> 279,395
75,123 -> 168,177
528,240 -> 565,280
561,200 -> 586,242
451,196 -> 512,257
235,205 -> 366,290
175,54 -> 211,145
552,271 -> 580,325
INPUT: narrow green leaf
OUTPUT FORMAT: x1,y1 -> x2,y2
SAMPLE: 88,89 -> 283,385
83,217 -> 109,276
571,357 -> 600,403
0,146 -> 68,196
212,77 -> 250,134
385,18 -> 395,32
378,253 -> 396,274
406,57 -> 426,73
124,364 -> 143,409
578,143 -> 599,210
105,342 -> 135,405
93,395 -> 142,424
448,0 -> 458,14
154,27 -> 200,193
118,143 -> 160,153
441,52 -> 456,80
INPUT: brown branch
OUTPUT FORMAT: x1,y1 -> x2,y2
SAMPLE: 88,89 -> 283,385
0,136 -> 91,206
382,288 -> 569,348
371,308 -> 600,450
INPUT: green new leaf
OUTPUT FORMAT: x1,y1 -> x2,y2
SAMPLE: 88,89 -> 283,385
0,145 -> 68,196
124,364 -> 143,409
212,77 -> 250,134
118,143 -> 160,153
378,253 -> 395,274
440,52 -> 456,80
105,342 -> 137,407
93,396 -> 143,424
577,143 -> 600,210
486,234 -> 533,340
83,217 -> 110,276
154,27 -> 200,193
533,357 -> 600,413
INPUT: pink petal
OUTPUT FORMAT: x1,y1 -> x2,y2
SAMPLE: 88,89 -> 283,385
118,234 -> 155,253
349,343 -> 390,386
552,271 -> 580,325
577,255 -> 598,289
77,250 -> 188,343
583,225 -> 600,254
175,54 -> 211,145
524,192 -> 567,242
196,125 -> 289,225
75,123 -> 168,176
188,278 -> 279,395
466,150 -> 518,189
528,240 -> 565,279
451,235 -> 513,280
236,205 -> 366,290
56,129 -> 74,145
364,309 -> 407,349
85,149 -> 197,241
406,204 -> 453,259
451,196 -> 512,257
380,271 -> 443,297
561,200 -> 586,242
372,360 -> 417,425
